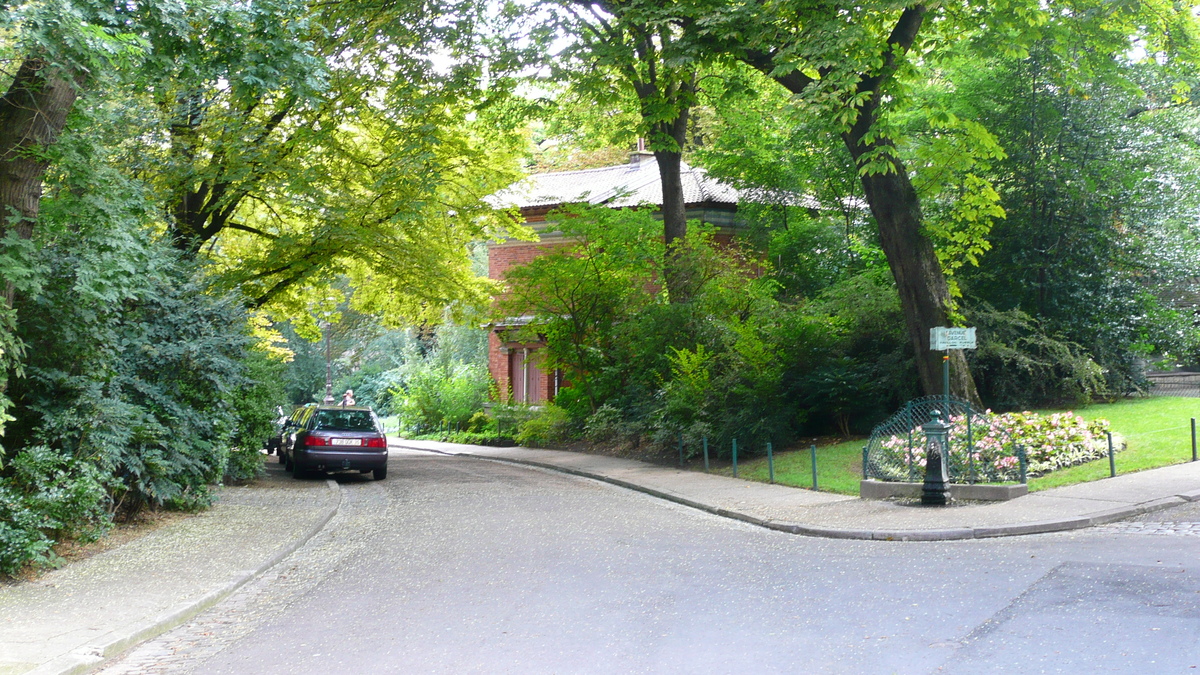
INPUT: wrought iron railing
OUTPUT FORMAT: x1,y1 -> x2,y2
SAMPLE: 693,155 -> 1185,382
863,396 -> 1026,484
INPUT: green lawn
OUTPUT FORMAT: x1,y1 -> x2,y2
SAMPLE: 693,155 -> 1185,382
701,397 -> 1200,495
705,438 -> 868,495
1027,397 -> 1200,491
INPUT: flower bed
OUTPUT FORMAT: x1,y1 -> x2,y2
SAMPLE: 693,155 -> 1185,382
874,410 -> 1114,483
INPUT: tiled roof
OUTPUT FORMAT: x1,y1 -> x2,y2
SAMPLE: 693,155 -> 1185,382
489,154 -> 740,210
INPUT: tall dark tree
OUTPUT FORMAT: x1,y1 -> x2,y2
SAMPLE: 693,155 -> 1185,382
724,8 -> 976,401
688,0 -> 1200,401
955,47 -> 1200,393
553,0 -> 703,302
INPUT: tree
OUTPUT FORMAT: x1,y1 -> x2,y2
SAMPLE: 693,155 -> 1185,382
690,62 -> 872,300
686,0 -> 1200,402
950,46 -> 1200,394
498,204 -> 663,410
122,0 -> 528,323
550,0 -> 705,302
714,5 -> 982,402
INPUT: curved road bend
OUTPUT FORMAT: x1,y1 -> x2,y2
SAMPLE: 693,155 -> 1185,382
100,447 -> 1200,674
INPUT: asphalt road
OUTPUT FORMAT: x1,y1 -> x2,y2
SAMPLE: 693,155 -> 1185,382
99,449 -> 1200,674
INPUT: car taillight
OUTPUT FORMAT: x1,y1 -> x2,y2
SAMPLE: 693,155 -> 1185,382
366,437 -> 386,448
306,434 -> 329,446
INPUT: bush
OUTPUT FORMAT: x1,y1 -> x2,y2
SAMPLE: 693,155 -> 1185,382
583,404 -> 625,442
224,447 -> 266,483
515,404 -> 575,448
465,411 -> 494,433
0,446 -> 110,574
11,255 -> 254,512
393,362 -> 491,432
966,303 -> 1107,409
414,429 -> 517,446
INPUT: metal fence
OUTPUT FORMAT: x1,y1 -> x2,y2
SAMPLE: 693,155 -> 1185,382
863,395 -> 1025,484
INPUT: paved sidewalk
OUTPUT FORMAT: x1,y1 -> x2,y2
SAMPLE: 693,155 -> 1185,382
0,467 -> 340,675
392,439 -> 1200,541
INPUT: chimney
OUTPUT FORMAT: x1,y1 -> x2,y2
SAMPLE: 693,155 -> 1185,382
629,137 -> 654,166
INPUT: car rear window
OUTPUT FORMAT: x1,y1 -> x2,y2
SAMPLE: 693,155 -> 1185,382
312,410 -> 377,432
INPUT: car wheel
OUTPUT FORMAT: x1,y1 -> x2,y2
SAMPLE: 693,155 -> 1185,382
373,466 -> 387,481
284,453 -> 293,469
292,463 -> 307,479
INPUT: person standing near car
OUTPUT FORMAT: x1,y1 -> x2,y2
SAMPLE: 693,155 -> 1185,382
341,389 -> 356,406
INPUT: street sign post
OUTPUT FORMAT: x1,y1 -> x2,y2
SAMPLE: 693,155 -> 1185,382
930,327 -> 976,350
930,327 -> 977,408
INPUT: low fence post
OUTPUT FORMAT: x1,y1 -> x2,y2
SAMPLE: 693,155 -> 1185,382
1017,444 -> 1027,485
767,442 -> 775,483
1107,431 -> 1116,478
732,438 -> 738,479
703,436 -> 710,472
679,434 -> 684,468
1192,418 -> 1197,462
862,446 -> 869,480
810,444 -> 818,491
966,412 -> 975,484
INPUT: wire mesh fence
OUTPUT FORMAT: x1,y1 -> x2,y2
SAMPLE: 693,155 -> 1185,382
864,395 -> 1025,484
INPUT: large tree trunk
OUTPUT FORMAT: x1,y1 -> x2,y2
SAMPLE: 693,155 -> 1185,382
0,57 -> 83,304
838,58 -> 980,404
844,136 -> 980,404
654,148 -> 691,303
742,5 -> 981,405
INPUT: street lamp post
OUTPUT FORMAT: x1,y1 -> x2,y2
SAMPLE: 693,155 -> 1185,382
323,319 -> 334,404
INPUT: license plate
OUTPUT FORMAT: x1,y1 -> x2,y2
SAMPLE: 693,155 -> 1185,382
331,438 -> 361,446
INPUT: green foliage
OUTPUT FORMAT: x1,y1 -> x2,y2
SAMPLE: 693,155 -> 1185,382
795,268 -> 916,433
393,362 -> 492,433
386,322 -> 493,434
0,446 -> 110,574
515,404 -> 575,448
965,303 -> 1107,409
499,204 -> 663,410
951,47 -> 1200,392
12,240 -> 254,511
501,204 -> 906,451
227,350 -> 288,463
139,0 -> 526,323
224,448 -> 265,484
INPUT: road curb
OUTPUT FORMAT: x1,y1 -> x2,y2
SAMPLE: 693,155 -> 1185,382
34,478 -> 344,675
398,443 -> 1197,543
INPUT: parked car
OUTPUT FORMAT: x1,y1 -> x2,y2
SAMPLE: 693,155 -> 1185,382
262,406 -> 288,455
276,404 -> 315,464
280,405 -> 388,480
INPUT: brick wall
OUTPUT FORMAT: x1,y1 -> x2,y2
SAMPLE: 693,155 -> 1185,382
487,331 -> 508,400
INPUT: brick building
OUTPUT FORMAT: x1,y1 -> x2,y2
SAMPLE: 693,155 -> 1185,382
486,151 -> 744,404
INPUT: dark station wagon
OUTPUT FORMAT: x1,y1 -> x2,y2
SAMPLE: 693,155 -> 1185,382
280,405 -> 389,480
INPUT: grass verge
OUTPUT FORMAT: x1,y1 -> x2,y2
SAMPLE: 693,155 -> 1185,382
1027,397 -> 1200,491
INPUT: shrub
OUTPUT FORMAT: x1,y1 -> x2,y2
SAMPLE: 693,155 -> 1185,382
515,404 -> 575,448
966,303 -> 1107,408
583,404 -> 624,442
6,224 -> 259,543
0,446 -> 110,574
393,362 -> 491,432
224,447 -> 266,483
415,429 -> 517,446
465,411 -> 494,433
